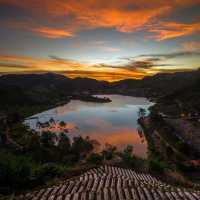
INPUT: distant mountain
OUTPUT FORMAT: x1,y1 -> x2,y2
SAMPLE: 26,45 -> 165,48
0,73 -> 109,108
0,70 -> 200,109
112,70 -> 200,97
0,73 -> 108,92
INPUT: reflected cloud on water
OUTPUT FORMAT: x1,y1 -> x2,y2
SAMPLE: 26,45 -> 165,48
25,95 -> 152,158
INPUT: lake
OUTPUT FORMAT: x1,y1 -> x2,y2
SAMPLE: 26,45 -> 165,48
25,95 -> 152,158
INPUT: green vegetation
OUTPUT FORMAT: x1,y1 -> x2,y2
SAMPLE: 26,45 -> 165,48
0,114 -> 149,195
0,151 -> 69,193
138,110 -> 200,186
0,114 -> 98,195
86,153 -> 103,165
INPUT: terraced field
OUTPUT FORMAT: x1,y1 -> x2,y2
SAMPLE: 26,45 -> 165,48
16,166 -> 200,200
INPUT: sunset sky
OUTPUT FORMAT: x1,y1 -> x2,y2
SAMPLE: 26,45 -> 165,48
0,0 -> 200,81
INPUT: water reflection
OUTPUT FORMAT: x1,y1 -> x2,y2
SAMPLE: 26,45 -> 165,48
25,95 -> 152,158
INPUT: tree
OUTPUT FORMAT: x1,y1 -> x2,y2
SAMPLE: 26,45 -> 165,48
138,108 -> 147,119
71,136 -> 94,160
102,143 -> 117,160
120,145 -> 134,167
40,131 -> 56,148
58,132 -> 71,157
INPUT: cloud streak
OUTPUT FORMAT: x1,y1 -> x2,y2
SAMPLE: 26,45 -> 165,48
138,51 -> 200,59
30,26 -> 73,38
6,21 -> 73,38
149,22 -> 200,40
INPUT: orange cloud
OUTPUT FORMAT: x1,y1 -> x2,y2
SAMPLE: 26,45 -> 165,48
30,27 -> 73,38
149,22 -> 200,40
6,21 -> 73,38
74,6 -> 168,33
1,0 -> 200,39
0,54 -> 84,72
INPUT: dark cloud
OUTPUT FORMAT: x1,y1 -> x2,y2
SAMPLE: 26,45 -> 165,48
138,51 -> 200,59
125,60 -> 153,70
124,60 -> 176,71
95,59 -> 176,73
117,50 -> 200,73
143,58 -> 163,62
49,55 -> 63,60
48,55 -> 84,66
49,55 -> 74,62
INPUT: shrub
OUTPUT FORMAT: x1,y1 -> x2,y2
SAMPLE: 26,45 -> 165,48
33,163 -> 67,181
0,151 -> 32,189
149,159 -> 167,173
86,153 -> 103,165
0,151 -> 68,192
40,131 -> 56,147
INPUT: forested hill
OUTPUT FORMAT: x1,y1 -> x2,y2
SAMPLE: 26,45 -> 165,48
0,73 -> 109,94
155,75 -> 200,115
0,73 -> 109,107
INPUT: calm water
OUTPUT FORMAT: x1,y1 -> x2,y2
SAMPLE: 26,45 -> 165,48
25,95 -> 152,158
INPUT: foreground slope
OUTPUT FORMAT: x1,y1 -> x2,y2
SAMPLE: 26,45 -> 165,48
16,166 -> 200,200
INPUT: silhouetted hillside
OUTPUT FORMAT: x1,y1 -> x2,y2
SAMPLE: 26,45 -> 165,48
112,69 -> 200,97
0,73 -> 109,93
0,73 -> 109,108
0,70 -> 200,111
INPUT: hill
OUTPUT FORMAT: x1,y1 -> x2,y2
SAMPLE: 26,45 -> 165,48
153,74 -> 200,116
112,69 -> 200,98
